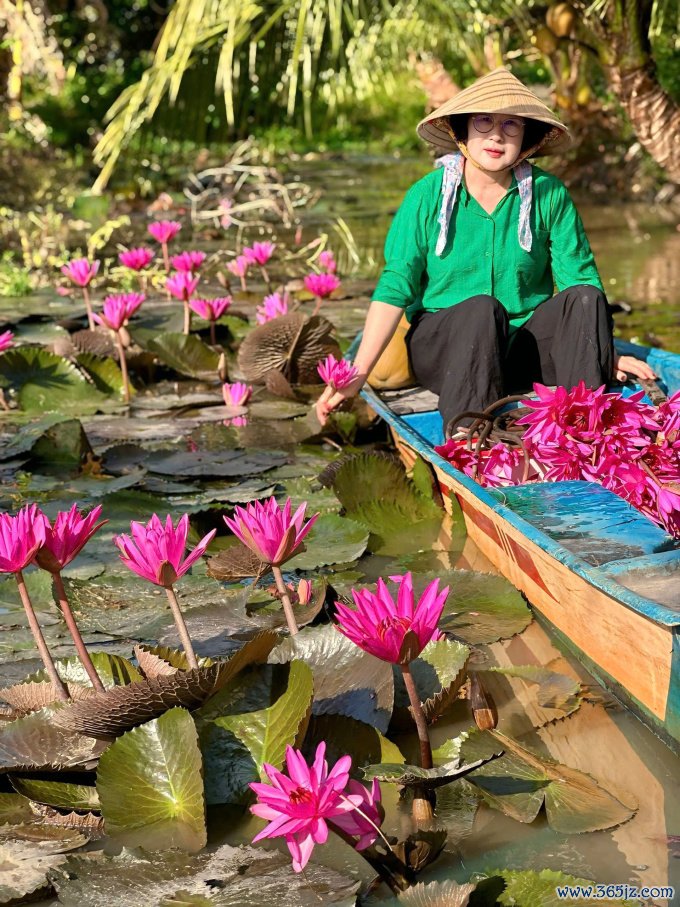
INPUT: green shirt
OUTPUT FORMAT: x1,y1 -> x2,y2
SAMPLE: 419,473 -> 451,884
372,164 -> 604,333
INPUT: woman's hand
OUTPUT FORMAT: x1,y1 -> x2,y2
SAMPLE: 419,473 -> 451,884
315,376 -> 365,425
614,354 -> 657,383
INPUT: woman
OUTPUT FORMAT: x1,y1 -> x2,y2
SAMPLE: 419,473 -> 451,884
316,67 -> 653,430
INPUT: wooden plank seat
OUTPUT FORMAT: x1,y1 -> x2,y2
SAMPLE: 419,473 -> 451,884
488,481 -> 679,568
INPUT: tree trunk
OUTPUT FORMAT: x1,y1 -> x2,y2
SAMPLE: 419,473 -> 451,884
608,63 -> 680,183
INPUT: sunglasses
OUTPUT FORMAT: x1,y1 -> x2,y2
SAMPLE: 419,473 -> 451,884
470,114 -> 525,138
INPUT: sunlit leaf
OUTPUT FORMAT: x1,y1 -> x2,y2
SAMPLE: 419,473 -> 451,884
301,714 -> 403,773
392,637 -> 469,728
96,707 -> 206,851
0,834 -> 86,904
76,352 -> 127,397
0,792 -> 34,825
0,347 -> 110,414
10,777 -> 100,811
393,879 -> 477,906
0,707 -> 107,773
142,332 -> 220,379
491,868 -> 636,906
286,513 -> 369,569
436,570 -> 532,644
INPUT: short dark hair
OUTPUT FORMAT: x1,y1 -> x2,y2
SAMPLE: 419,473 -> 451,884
447,113 -> 551,154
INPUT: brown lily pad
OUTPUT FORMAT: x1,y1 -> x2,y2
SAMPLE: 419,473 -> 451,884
53,632 -> 278,738
237,312 -> 340,384
0,682 -> 96,715
0,707 -> 108,773
264,368 -> 298,399
207,546 -> 269,583
70,328 -> 115,358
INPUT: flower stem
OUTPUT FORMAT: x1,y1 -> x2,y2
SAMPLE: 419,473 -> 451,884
312,296 -> 322,316
329,823 -> 413,894
15,570 -> 69,701
183,296 -> 191,334
161,241 -> 170,273
115,331 -> 131,404
260,265 -> 270,288
400,662 -> 433,769
240,275 -> 247,293
52,572 -> 105,693
271,565 -> 299,636
165,585 -> 199,669
209,319 -> 216,346
82,286 -> 95,331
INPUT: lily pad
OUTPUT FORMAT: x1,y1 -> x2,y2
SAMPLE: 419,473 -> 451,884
97,707 -> 206,851
76,352 -> 127,397
28,417 -> 93,467
143,332 -> 220,379
0,792 -> 34,825
146,447 -> 286,478
10,777 -> 100,811
0,414 -> 69,461
393,880 -> 477,906
54,845 -> 359,907
491,868 -> 636,906
0,834 -> 87,905
461,729 -> 636,833
238,312 -> 340,384
198,661 -> 313,805
26,652 -> 143,689
435,570 -> 532,644
363,751 -> 500,790
392,637 -> 469,728
300,714 -> 403,773
248,400 -> 310,420
286,513 -> 369,570
269,624 -> 394,733
0,707 -> 107,773
0,347 -> 110,414
483,664 -> 583,726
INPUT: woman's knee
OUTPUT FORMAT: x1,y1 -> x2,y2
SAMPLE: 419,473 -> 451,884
563,284 -> 607,309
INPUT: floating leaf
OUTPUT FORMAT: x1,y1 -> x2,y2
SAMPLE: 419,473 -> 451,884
483,664 -> 583,726
392,637 -> 469,729
143,332 -> 220,379
199,661 -> 313,805
147,447 -> 286,478
207,545 -> 268,583
0,414 -> 69,461
490,868 -> 636,906
0,707 -> 107,773
461,730 -> 636,833
362,753 -> 499,790
26,652 -> 143,689
53,632 -> 278,737
0,681 -> 95,714
0,792 -> 34,825
269,624 -> 394,733
76,352 -> 127,397
10,777 -> 100,811
0,347 -> 110,414
133,644 -> 211,679
28,417 -> 94,467
97,707 -> 206,851
54,845 -> 359,907
71,327 -> 115,358
0,835 -> 86,904
286,513 -> 369,570
435,570 -> 532,644
248,400 -> 309,420
238,312 -> 340,384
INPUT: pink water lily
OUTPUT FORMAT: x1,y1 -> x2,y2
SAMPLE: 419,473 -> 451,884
148,220 -> 182,245
226,255 -> 250,292
218,197 -> 232,229
256,292 -> 289,324
243,242 -> 275,266
304,272 -> 340,314
223,415 -> 248,428
0,330 -> 14,353
35,504 -> 107,573
222,381 -> 252,407
61,257 -> 100,288
336,572 -> 448,665
317,354 -> 358,390
93,293 -> 145,331
119,247 -> 154,271
225,496 -> 318,634
250,742 -> 382,872
114,513 -> 215,588
0,505 -> 68,699
114,514 -> 216,669
318,250 -> 337,273
170,250 -> 207,273
60,258 -> 100,331
167,271 -> 199,334
190,296 -> 232,343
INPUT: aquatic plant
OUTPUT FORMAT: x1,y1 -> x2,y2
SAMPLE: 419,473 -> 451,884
256,291 -> 290,324
304,272 -> 341,315
166,271 -> 200,334
114,513 -> 216,669
189,296 -> 231,344
35,504 -> 108,692
224,496 -> 319,635
317,353 -> 358,390
226,254 -> 251,292
250,741 -> 382,872
148,220 -> 182,272
170,250 -> 207,273
222,381 -> 252,407
119,247 -> 155,271
60,257 -> 100,331
0,504 -> 69,700
93,293 -> 145,402
0,329 -> 14,352
318,249 -> 337,273
243,241 -> 275,285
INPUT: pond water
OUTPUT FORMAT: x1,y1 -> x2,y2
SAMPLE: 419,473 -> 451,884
2,157 -> 679,905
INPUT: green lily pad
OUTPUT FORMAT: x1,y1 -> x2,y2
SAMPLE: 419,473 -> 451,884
0,414 -> 70,461
269,624 -> 394,733
363,750 -> 500,790
392,637 -> 469,728
489,868 -> 637,906
96,707 -> 206,851
286,513 -> 369,570
198,661 -> 313,805
146,447 -> 287,478
25,652 -> 143,688
0,347 -> 110,414
482,664 -> 583,727
461,729 -> 637,833
54,845 -> 359,907
434,570 -> 532,644
143,332 -> 220,379
0,706 -> 107,773
0,792 -> 34,825
248,400 -> 310,420
76,352 -> 127,397
392,880 -> 478,906
27,418 -> 93,467
300,714 -> 403,773
10,777 -> 100,811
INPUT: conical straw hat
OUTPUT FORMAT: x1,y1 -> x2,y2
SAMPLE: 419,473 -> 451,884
417,67 -> 571,157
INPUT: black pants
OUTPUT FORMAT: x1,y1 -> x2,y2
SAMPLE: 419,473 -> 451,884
405,285 -> 614,429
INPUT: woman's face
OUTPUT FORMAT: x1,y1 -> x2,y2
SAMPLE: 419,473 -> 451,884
465,113 -> 525,171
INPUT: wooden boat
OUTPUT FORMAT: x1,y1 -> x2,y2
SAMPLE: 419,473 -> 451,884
359,339 -> 680,752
